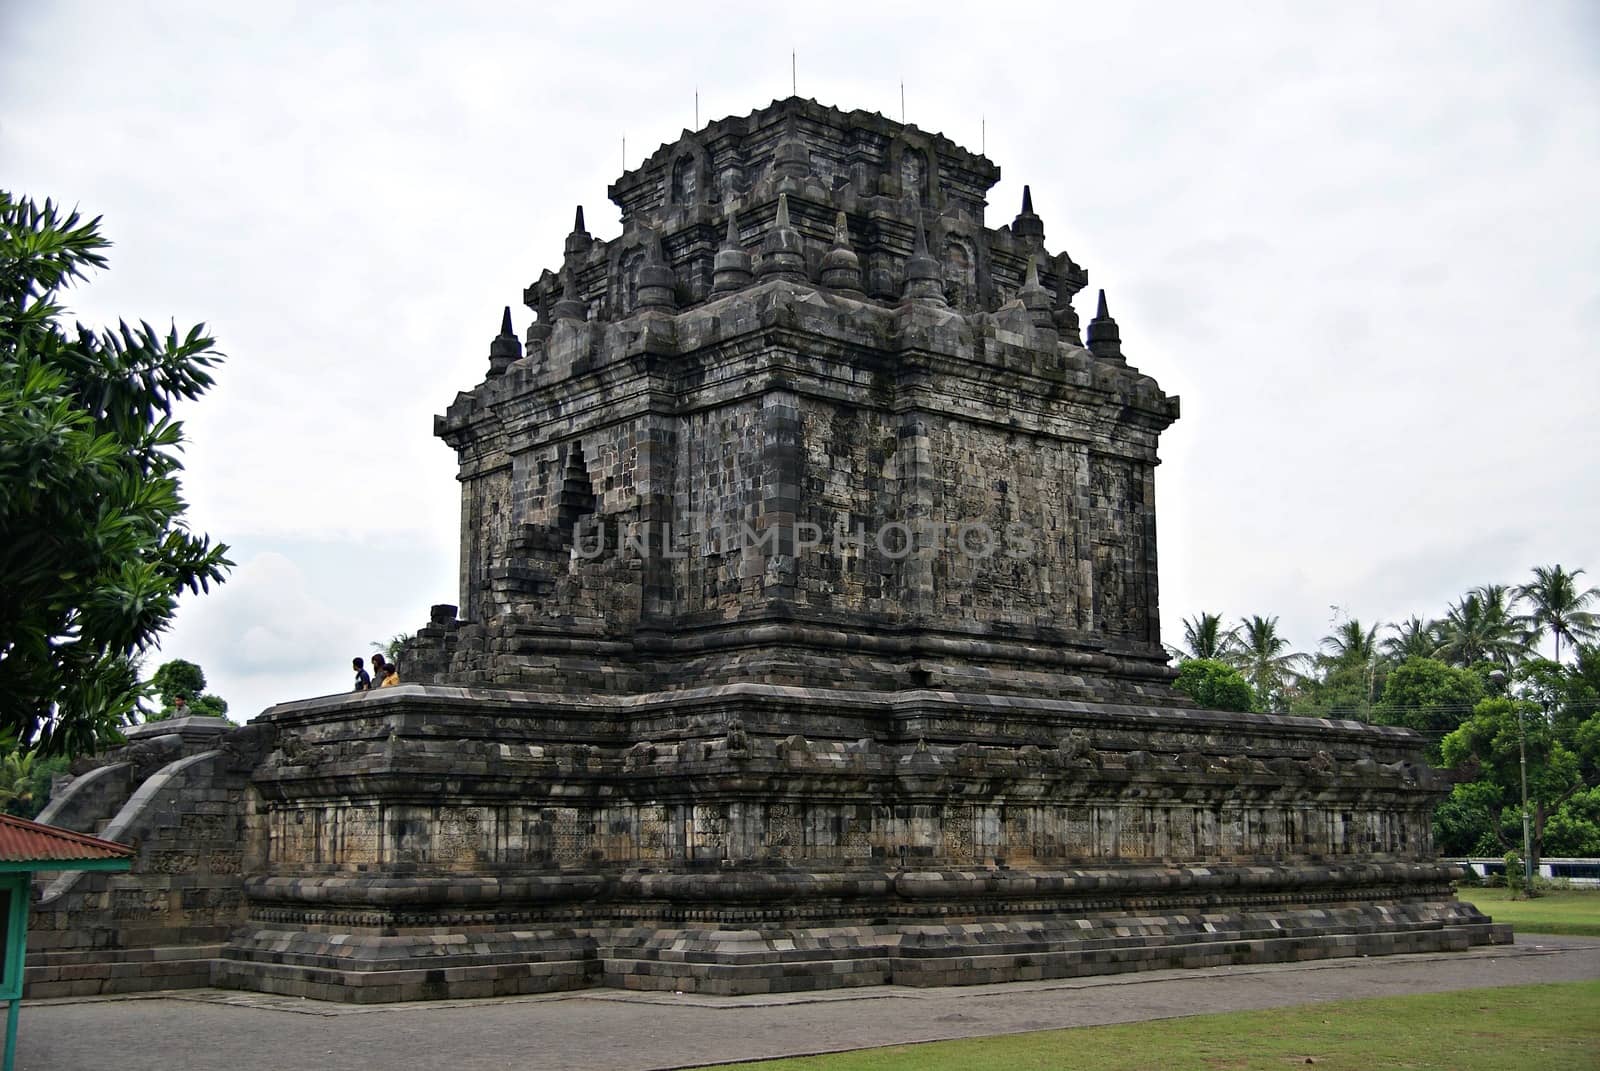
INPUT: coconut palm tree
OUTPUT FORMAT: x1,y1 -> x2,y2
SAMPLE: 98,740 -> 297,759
1382,616 -> 1438,664
1233,615 -> 1306,712
371,632 -> 415,663
1517,564 -> 1600,663
1174,612 -> 1238,662
1320,618 -> 1382,704
1432,584 -> 1530,668
1322,619 -> 1379,665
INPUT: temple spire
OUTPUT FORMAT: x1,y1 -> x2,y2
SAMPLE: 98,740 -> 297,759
1018,256 -> 1054,332
1012,184 -> 1044,245
757,193 -> 808,283
553,267 -> 587,322
819,210 -> 864,295
1085,288 -> 1123,361
635,230 -> 678,313
487,305 -> 522,376
565,205 -> 591,261
1052,261 -> 1083,345
712,210 -> 754,294
899,211 -> 946,306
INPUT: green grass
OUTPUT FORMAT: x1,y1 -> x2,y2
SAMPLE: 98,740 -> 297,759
1460,885 -> 1600,937
709,982 -> 1600,1070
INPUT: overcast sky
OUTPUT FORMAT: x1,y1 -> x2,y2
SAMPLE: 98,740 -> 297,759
4,2 -> 1597,723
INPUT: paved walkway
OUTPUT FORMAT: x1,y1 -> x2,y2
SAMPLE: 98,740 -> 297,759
18,936 -> 1600,1071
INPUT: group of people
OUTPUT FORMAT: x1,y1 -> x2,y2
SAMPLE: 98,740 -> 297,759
353,653 -> 400,691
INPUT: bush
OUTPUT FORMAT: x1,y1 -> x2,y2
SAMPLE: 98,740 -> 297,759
1175,659 -> 1255,713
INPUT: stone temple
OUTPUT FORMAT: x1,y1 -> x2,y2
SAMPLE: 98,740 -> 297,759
28,98 -> 1508,1001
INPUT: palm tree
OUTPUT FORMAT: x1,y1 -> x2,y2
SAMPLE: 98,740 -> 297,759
1517,565 -> 1600,662
1320,618 -> 1381,704
1433,584 -> 1529,668
1382,616 -> 1438,664
371,633 -> 415,663
1322,619 -> 1379,665
1174,612 -> 1238,661
0,750 -> 36,813
1318,614 -> 1382,714
1234,615 -> 1306,712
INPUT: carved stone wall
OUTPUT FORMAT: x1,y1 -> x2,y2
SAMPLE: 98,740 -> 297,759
426,97 -> 1170,703
32,101 -> 1513,1003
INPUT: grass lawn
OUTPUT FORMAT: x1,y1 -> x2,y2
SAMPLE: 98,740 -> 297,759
1459,885 -> 1600,937
708,981 -> 1600,1071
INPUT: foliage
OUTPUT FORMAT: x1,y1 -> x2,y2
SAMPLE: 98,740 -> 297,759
1434,779 -> 1504,857
1175,567 -> 1597,858
1441,693 -> 1600,865
1173,612 -> 1236,662
1517,565 -> 1599,663
1505,850 -> 1524,893
1173,658 -> 1254,712
1543,786 -> 1600,857
1433,584 -> 1530,668
0,192 -> 231,756
147,658 -> 229,720
1293,617 -> 1383,718
0,748 -> 35,812
371,633 -> 414,663
1232,615 -> 1305,713
1382,616 -> 1438,664
0,747 -> 70,818
150,658 -> 205,702
1374,657 -> 1484,735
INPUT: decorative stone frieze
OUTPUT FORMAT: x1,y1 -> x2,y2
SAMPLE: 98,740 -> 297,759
31,98 -> 1508,1003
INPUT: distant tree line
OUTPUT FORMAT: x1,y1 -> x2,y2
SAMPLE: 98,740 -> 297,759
1170,565 -> 1600,863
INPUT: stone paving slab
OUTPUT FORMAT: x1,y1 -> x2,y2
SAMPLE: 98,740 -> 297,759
18,936 -> 1600,1071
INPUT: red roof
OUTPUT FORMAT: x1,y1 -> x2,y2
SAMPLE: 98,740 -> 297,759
0,813 -> 135,864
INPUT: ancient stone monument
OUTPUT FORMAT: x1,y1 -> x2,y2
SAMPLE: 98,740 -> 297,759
28,98 -> 1508,1002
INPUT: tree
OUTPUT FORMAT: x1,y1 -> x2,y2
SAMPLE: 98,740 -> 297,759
1433,584 -> 1529,668
148,658 -> 229,720
1517,565 -> 1599,663
0,193 -> 231,755
372,633 -> 414,664
1232,615 -> 1305,712
1320,618 -> 1382,707
1374,656 -> 1484,736
1173,613 -> 1237,662
1543,786 -> 1600,857
1174,658 -> 1254,712
1382,616 -> 1438,665
1440,692 -> 1600,870
0,749 -> 35,812
1433,779 -> 1505,857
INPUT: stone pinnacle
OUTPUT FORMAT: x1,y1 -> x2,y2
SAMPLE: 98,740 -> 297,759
487,304 -> 522,375
1086,288 -> 1123,361
712,209 -> 755,294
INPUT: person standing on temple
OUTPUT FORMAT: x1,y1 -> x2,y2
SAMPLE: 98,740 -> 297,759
352,657 -> 371,692
370,653 -> 388,687
379,661 -> 400,687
